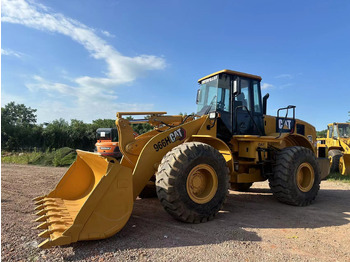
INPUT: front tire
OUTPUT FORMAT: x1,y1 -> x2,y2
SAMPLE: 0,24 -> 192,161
269,146 -> 321,206
156,142 -> 229,223
329,149 -> 342,173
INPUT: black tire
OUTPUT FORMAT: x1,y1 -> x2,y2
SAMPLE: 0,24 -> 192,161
230,183 -> 253,192
269,146 -> 321,206
329,150 -> 342,173
156,142 -> 229,223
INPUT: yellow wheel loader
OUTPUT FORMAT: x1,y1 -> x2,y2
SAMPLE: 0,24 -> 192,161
33,69 -> 330,248
317,123 -> 350,175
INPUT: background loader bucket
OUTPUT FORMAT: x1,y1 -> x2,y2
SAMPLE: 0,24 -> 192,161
340,154 -> 350,175
33,150 -> 133,248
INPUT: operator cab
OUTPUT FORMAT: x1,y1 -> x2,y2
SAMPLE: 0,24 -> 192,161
328,123 -> 350,139
96,128 -> 118,142
196,70 -> 267,141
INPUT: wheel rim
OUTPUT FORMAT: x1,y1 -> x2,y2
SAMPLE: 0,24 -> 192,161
186,164 -> 218,204
296,163 -> 315,192
328,156 -> 333,167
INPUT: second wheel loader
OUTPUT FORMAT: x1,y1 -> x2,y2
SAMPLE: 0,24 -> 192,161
33,69 -> 329,248
317,122 -> 350,175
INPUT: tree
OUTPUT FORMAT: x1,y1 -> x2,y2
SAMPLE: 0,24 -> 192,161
43,119 -> 70,149
316,129 -> 327,138
1,102 -> 38,150
91,119 -> 116,129
1,101 -> 37,126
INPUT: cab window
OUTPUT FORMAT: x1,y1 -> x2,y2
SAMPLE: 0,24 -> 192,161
333,125 -> 339,138
328,125 -> 333,138
236,79 -> 251,111
253,81 -> 262,113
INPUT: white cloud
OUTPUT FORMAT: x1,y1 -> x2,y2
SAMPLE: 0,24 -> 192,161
1,48 -> 23,58
261,83 -> 274,90
2,0 -> 166,122
101,30 -> 115,38
275,74 -> 293,79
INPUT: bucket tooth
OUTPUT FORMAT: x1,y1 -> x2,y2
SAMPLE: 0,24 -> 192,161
33,196 -> 46,202
36,209 -> 47,216
38,230 -> 51,238
34,199 -> 46,206
35,215 -> 48,223
38,239 -> 51,249
37,222 -> 49,230
34,204 -> 45,211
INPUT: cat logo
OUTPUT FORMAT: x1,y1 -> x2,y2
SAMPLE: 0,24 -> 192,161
153,128 -> 187,152
278,119 -> 292,130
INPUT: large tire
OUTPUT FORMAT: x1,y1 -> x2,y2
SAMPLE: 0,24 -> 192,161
329,150 -> 342,173
230,182 -> 253,192
156,142 -> 229,223
269,146 -> 321,206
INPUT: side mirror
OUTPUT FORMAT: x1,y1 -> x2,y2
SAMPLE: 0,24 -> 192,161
262,93 -> 270,115
196,89 -> 201,104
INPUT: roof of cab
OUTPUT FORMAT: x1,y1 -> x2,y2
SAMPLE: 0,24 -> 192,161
198,69 -> 262,83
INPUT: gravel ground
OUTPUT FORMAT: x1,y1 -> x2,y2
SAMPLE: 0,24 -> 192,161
1,163 -> 350,261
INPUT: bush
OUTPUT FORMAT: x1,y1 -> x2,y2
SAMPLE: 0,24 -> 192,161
1,147 -> 77,167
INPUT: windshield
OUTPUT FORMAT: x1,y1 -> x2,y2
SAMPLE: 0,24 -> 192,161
96,130 -> 112,140
338,124 -> 350,138
196,74 -> 232,116
197,76 -> 218,115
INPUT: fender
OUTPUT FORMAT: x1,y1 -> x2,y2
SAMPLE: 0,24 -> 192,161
283,134 -> 316,153
189,135 -> 234,173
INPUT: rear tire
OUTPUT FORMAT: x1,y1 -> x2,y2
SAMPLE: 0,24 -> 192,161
329,150 -> 342,173
230,183 -> 253,192
156,142 -> 229,223
269,146 -> 321,206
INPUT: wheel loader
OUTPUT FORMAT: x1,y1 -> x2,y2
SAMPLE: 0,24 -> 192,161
317,122 -> 350,175
33,69 -> 330,249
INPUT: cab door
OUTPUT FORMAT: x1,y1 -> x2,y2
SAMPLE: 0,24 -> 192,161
233,78 -> 264,135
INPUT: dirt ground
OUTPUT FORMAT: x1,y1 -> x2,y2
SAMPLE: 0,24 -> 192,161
1,163 -> 350,261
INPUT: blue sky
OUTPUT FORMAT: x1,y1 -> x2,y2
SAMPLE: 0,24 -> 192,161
2,0 -> 349,130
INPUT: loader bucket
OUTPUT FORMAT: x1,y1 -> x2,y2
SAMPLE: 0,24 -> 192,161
33,150 -> 133,248
339,154 -> 350,175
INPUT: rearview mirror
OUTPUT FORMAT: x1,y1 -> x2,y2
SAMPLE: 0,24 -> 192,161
196,89 -> 201,104
232,80 -> 238,96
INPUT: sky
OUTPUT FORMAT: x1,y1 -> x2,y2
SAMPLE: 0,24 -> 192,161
1,0 -> 350,131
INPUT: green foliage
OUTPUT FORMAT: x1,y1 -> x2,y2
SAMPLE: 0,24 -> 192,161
1,101 -> 37,126
316,129 -> 327,138
1,102 -> 39,151
327,172 -> 350,183
52,148 -> 77,167
132,123 -> 153,135
92,119 -> 115,128
125,116 -> 153,135
1,102 -> 155,153
2,147 -> 77,167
